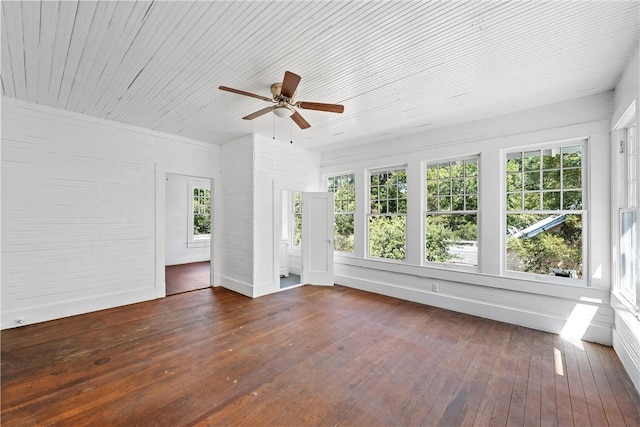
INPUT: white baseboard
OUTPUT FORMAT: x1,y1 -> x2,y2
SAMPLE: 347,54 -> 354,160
613,328 -> 640,395
1,287 -> 157,329
220,275 -> 254,298
253,281 -> 275,297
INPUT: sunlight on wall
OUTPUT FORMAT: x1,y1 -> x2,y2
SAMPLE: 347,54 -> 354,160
592,264 -> 602,280
560,297 -> 601,349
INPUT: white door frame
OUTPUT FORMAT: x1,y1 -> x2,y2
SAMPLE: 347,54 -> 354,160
155,163 -> 220,298
272,184 -> 305,293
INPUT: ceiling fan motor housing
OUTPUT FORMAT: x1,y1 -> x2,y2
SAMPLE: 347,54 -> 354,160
270,83 -> 295,102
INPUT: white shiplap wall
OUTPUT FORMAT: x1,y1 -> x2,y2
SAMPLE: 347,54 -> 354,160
253,135 -> 321,296
220,135 -> 255,296
1,97 -> 220,328
321,92 -> 615,345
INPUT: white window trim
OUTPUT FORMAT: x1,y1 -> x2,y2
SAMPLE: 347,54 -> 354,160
502,139 -> 589,285
423,155 -> 480,270
187,178 -> 211,249
612,101 -> 639,313
366,166 -> 408,262
327,172 -> 356,254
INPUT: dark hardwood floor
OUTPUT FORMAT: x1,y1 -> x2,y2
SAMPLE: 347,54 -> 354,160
165,261 -> 210,295
2,285 -> 639,426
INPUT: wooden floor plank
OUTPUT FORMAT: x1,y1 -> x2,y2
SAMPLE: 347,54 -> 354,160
562,338 -> 592,426
592,343 -> 640,426
506,327 -> 534,426
583,343 -> 627,426
574,341 -> 609,426
553,334 -> 575,427
2,282 -> 640,426
539,332 -> 558,426
522,329 -> 543,427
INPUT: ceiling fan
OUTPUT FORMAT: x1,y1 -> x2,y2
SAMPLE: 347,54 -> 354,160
219,71 -> 344,129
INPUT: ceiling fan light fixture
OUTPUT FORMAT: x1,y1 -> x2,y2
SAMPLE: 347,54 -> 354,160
273,105 -> 294,118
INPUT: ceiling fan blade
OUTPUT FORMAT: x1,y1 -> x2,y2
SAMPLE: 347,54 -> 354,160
280,71 -> 301,99
243,106 -> 274,120
297,101 -> 344,114
290,111 -> 311,129
219,86 -> 273,103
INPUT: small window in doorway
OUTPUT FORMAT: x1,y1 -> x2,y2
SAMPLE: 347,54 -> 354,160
292,191 -> 302,248
188,179 -> 211,248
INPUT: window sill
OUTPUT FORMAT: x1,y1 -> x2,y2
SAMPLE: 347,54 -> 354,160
187,240 -> 210,249
501,269 -> 586,286
334,255 -> 607,301
612,291 -> 640,320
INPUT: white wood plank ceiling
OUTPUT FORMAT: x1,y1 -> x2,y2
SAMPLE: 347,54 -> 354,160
1,1 -> 638,152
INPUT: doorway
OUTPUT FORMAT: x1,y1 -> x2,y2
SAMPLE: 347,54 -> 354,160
165,174 -> 213,295
274,189 -> 335,291
278,190 -> 302,289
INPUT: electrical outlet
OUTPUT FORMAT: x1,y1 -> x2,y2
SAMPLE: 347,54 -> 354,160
432,283 -> 438,292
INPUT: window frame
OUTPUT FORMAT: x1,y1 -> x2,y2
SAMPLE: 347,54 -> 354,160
502,139 -> 588,284
327,173 -> 356,254
367,166 -> 408,262
424,155 -> 480,268
613,102 -> 639,312
187,179 -> 212,249
291,191 -> 303,250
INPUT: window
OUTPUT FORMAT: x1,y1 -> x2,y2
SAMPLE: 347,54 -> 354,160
368,167 -> 407,260
425,157 -> 479,266
327,174 -> 355,253
618,118 -> 638,308
505,143 -> 585,279
188,180 -> 211,248
292,191 -> 302,248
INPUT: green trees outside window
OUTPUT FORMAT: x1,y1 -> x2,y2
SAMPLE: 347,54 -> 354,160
328,174 -> 355,252
193,187 -> 211,239
369,168 -> 407,260
505,144 -> 584,278
292,192 -> 302,247
425,157 -> 479,265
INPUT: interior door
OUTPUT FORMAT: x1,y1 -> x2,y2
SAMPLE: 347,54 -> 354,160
302,192 -> 335,285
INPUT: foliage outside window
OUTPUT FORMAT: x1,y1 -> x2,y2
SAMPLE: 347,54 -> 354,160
192,186 -> 211,241
505,143 -> 584,279
328,174 -> 355,252
425,157 -> 478,266
369,168 -> 407,260
292,191 -> 302,248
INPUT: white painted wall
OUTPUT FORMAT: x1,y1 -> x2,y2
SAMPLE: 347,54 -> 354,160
1,98 -> 221,328
165,173 -> 211,266
321,92 -> 614,345
220,135 -> 255,297
611,45 -> 640,394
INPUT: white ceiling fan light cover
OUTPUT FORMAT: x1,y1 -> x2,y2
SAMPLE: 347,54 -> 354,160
273,105 -> 295,118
